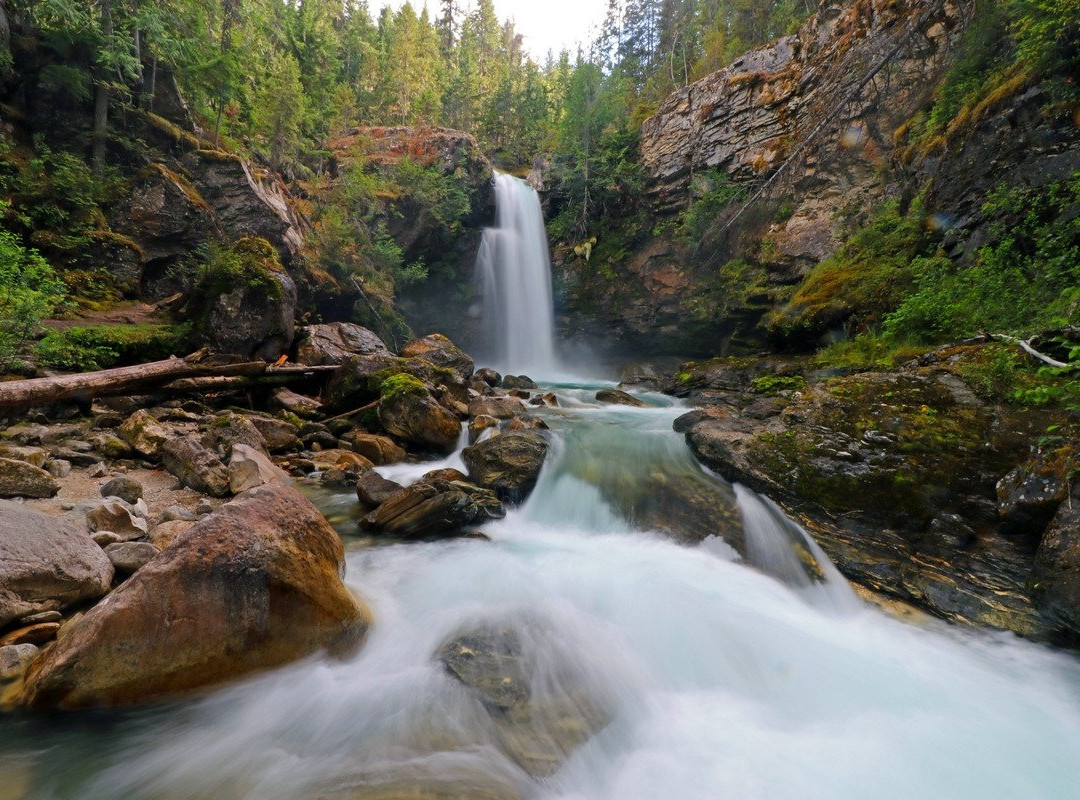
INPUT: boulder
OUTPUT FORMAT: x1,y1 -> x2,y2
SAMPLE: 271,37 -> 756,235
501,375 -> 537,390
340,431 -> 407,465
117,410 -> 170,458
86,498 -> 149,541
228,444 -> 291,494
271,387 -> 323,418
46,459 -> 72,478
18,483 -> 370,709
506,415 -> 549,432
161,436 -> 230,497
399,334 -> 475,382
595,388 -> 647,407
474,367 -> 501,386
103,542 -> 160,574
248,416 -> 301,453
0,502 -> 113,628
149,520 -> 195,550
203,413 -> 268,457
0,445 -> 47,468
462,432 -> 548,502
1034,485 -> 1080,637
296,323 -> 390,365
360,482 -> 485,538
0,644 -> 39,682
468,397 -> 525,420
469,414 -> 501,443
0,457 -> 59,499
356,471 -> 405,509
437,622 -> 609,778
204,238 -> 297,360
99,476 -> 143,505
379,393 -> 462,454
997,462 -> 1067,534
311,449 -> 374,474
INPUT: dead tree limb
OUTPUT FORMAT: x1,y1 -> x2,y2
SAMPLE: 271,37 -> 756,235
0,352 -> 338,412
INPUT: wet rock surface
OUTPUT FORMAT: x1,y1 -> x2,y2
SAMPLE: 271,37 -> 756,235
675,351 -> 1071,639
462,432 -> 549,503
18,483 -> 370,710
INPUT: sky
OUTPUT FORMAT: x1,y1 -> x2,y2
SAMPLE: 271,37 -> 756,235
384,0 -> 610,59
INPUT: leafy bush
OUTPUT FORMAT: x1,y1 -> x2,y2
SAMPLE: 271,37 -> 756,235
390,158 -> 470,232
679,170 -> 746,241
884,174 -> 1080,341
198,237 -> 285,300
0,230 -> 67,368
36,324 -> 194,371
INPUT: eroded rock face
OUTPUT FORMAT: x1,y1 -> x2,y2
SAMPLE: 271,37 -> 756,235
1034,486 -> 1080,639
679,355 -> 1058,638
296,323 -> 390,365
0,502 -> 113,628
18,484 -> 369,709
205,264 -> 297,360
462,432 -> 548,503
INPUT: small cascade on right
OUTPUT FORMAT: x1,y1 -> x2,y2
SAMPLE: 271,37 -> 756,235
734,483 -> 858,611
474,171 -> 557,377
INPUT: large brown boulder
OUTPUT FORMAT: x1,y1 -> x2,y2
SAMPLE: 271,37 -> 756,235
0,502 -> 113,629
379,393 -> 462,454
18,483 -> 370,709
462,432 -> 548,503
117,409 -> 171,459
468,397 -> 525,420
296,323 -> 390,365
340,431 -> 407,465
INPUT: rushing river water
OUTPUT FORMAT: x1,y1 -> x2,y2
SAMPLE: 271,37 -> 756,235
3,379 -> 1080,800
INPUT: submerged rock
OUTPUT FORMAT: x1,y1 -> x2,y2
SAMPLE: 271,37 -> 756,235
595,388 -> 646,407
360,481 -> 487,539
436,621 -> 610,778
18,483 -> 370,709
462,432 -> 548,503
0,502 -> 113,628
355,471 -> 405,509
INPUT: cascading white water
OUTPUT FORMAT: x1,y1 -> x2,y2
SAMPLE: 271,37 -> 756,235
474,172 -> 557,377
4,385 -> 1080,799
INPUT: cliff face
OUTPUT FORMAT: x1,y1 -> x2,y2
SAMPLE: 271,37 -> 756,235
555,0 -> 976,356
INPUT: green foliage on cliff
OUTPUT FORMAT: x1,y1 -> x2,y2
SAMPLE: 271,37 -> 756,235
885,173 -> 1080,342
198,237 -> 285,301
0,228 -> 67,368
36,323 -> 194,371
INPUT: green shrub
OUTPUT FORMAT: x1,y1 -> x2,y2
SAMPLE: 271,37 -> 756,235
36,323 -> 194,371
0,230 -> 67,368
198,237 -> 285,300
679,170 -> 746,242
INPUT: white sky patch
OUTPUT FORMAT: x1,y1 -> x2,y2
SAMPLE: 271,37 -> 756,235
382,0 -> 609,60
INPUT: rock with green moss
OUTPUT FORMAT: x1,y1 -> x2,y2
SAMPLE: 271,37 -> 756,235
295,323 -> 390,366
202,237 -> 297,360
398,333 -> 474,382
682,363 -> 1059,639
0,458 -> 59,499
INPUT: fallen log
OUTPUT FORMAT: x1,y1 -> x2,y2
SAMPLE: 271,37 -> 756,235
0,351 -> 338,412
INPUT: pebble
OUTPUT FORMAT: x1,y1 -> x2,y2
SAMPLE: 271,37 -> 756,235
61,502 -> 75,511
195,500 -> 214,515
88,462 -> 108,478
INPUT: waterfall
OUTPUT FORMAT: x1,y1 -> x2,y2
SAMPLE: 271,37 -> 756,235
474,172 -> 557,376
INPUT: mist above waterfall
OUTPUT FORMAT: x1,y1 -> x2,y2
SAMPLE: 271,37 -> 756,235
474,172 -> 558,377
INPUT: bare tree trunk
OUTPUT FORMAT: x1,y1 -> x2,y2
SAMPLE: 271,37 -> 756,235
92,0 -> 114,175
0,353 -> 337,412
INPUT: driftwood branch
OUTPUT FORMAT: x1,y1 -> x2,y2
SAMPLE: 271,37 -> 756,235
0,351 -> 339,412
989,334 -> 1071,369
322,399 -> 380,423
